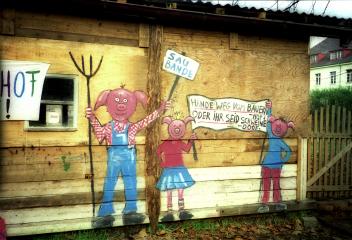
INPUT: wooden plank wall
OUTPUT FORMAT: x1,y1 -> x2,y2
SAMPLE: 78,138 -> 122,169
0,9 -> 309,236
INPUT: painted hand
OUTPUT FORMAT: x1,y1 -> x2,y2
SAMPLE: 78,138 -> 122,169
266,100 -> 272,109
159,100 -> 172,112
190,133 -> 197,140
85,107 -> 95,120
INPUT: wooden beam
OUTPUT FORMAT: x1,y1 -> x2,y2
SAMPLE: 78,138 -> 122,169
139,23 -> 150,48
229,32 -> 239,50
0,190 -> 146,210
218,200 -> 317,216
297,137 -> 307,201
0,8 -> 15,35
307,185 -> 352,191
307,141 -> 352,186
145,24 -> 163,234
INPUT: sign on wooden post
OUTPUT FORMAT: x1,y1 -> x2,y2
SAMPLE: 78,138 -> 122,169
162,50 -> 200,160
162,50 -> 199,81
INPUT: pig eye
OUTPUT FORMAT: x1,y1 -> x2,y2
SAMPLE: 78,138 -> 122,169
115,97 -> 120,102
123,98 -> 128,103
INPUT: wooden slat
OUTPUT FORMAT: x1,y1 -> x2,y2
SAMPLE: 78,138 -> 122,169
0,161 -> 146,183
0,189 -> 146,210
189,164 -> 296,181
324,137 -> 330,198
319,108 -> 324,198
347,138 -> 351,197
307,185 -> 352,191
0,202 -> 146,225
331,105 -> 336,133
314,109 -> 318,133
313,137 -> 318,198
325,105 -> 330,133
160,190 -> 297,211
0,178 -> 146,198
307,137 -> 312,199
348,110 -> 351,135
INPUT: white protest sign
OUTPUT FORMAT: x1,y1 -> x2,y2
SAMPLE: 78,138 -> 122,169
162,50 -> 200,80
0,60 -> 50,120
187,95 -> 269,132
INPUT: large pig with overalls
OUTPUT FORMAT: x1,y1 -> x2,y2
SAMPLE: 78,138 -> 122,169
86,86 -> 170,227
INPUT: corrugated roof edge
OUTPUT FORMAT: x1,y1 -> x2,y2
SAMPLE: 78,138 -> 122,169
129,0 -> 352,24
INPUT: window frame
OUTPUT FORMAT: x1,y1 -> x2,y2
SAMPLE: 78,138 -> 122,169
315,73 -> 321,85
330,71 -> 336,85
24,74 -> 79,132
347,69 -> 352,83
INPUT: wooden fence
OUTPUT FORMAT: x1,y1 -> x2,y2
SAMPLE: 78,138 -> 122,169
307,105 -> 352,199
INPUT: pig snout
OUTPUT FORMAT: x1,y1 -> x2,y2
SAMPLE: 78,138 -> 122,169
168,121 -> 186,139
117,104 -> 127,111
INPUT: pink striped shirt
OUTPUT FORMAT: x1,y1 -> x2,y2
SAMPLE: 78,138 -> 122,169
90,110 -> 160,146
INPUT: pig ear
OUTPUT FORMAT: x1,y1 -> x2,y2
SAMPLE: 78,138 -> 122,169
269,116 -> 277,123
134,90 -> 148,109
163,116 -> 172,125
184,116 -> 194,125
288,121 -> 295,129
94,90 -> 111,110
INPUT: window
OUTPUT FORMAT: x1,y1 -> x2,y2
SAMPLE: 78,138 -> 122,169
347,69 -> 352,83
25,74 -> 78,131
315,73 -> 321,85
337,50 -> 343,59
330,50 -> 343,60
330,52 -> 336,60
310,55 -> 317,64
330,71 -> 336,84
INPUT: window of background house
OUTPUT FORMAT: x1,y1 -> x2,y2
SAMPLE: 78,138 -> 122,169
25,74 -> 78,131
310,55 -> 317,64
330,52 -> 336,60
347,69 -> 352,83
330,71 -> 336,84
315,73 -> 321,85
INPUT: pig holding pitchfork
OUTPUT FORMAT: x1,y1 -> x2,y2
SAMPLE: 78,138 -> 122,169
86,86 -> 170,227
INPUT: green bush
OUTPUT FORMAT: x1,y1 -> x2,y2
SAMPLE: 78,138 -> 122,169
310,86 -> 352,112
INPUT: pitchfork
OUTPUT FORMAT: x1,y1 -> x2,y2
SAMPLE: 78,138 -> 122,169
69,52 -> 103,217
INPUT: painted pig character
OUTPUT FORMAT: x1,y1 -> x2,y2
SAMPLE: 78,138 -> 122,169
156,116 -> 196,222
86,87 -> 170,227
258,101 -> 294,213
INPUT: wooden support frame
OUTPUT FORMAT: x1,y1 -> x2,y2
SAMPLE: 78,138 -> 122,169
145,24 -> 163,234
297,137 -> 308,201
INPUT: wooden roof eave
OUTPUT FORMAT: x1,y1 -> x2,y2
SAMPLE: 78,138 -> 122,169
1,0 -> 351,40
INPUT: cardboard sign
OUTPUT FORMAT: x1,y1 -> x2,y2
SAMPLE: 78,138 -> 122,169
187,95 -> 268,132
0,60 -> 50,120
162,50 -> 199,80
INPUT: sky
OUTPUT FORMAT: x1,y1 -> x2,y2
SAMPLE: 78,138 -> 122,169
204,0 -> 352,19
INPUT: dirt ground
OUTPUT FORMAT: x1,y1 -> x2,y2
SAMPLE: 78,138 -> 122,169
8,206 -> 352,240
114,210 -> 352,240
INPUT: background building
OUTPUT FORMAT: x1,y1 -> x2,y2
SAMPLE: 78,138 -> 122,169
310,38 -> 352,90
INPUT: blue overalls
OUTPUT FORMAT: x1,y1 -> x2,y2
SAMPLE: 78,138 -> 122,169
98,121 -> 137,217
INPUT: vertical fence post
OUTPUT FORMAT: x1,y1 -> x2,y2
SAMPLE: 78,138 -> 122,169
297,137 -> 308,201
